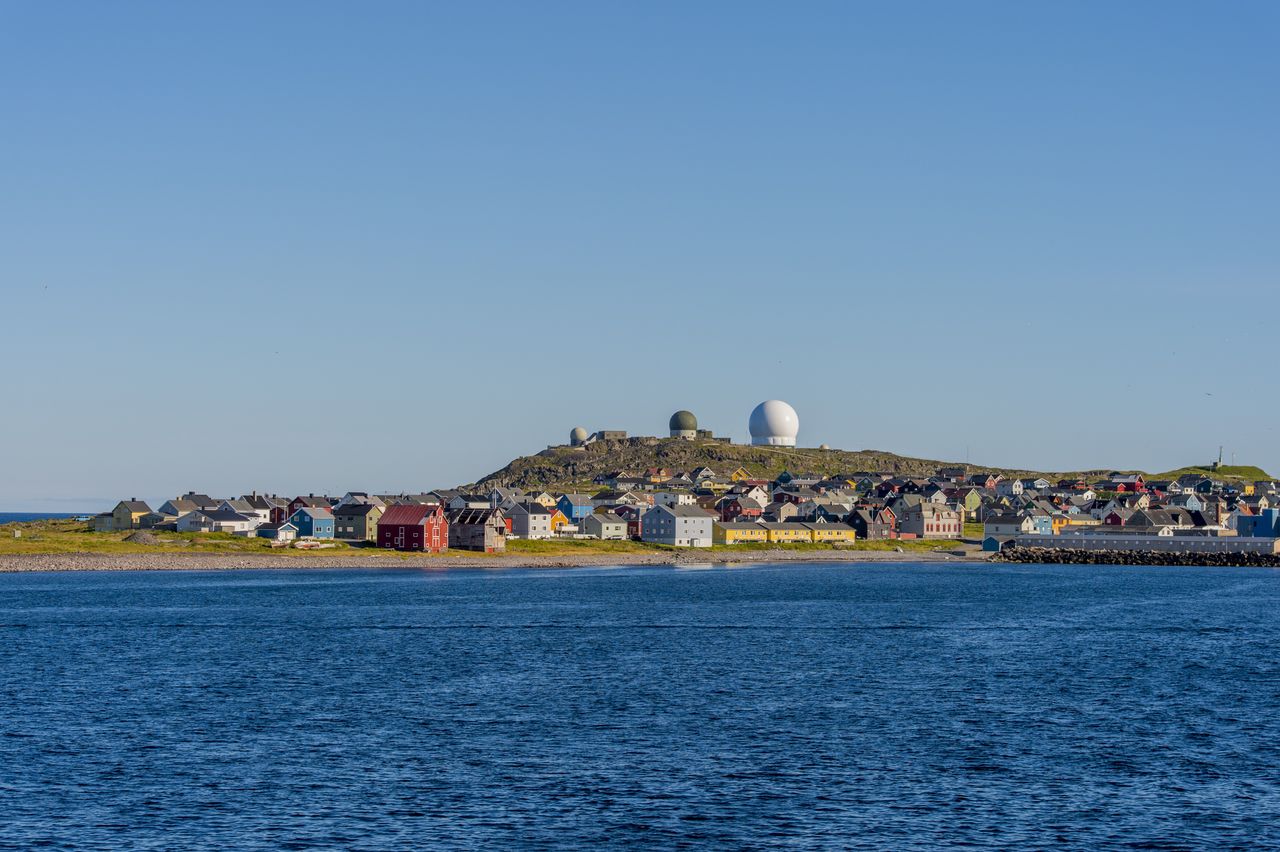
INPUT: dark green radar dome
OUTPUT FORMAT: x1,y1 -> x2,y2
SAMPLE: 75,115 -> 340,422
669,410 -> 698,432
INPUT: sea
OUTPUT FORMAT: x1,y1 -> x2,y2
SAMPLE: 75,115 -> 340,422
0,512 -> 83,524
1,562 -> 1278,850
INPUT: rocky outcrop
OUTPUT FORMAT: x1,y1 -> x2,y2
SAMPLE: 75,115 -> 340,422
992,546 -> 1280,567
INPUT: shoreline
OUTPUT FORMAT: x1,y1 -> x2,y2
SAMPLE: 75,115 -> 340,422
0,548 -> 989,574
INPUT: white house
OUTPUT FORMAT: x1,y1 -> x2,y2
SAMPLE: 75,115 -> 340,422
995,479 -> 1025,499
177,509 -> 257,534
641,504 -> 714,548
218,499 -> 269,527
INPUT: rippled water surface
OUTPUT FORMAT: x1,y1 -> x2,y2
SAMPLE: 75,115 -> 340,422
2,563 -> 1279,849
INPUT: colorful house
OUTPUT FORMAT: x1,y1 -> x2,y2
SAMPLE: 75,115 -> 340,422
333,503 -> 383,542
111,499 -> 152,531
288,506 -> 335,539
803,523 -> 856,544
556,494 -> 594,523
548,508 -> 571,534
377,503 -> 448,552
759,522 -> 812,544
287,494 -> 333,518
713,522 -> 769,544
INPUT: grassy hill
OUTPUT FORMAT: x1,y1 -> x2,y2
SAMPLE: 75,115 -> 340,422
473,437 -> 1094,491
471,437 -> 1271,492
1147,464 -> 1272,483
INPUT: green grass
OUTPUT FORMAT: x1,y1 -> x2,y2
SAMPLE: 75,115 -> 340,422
1147,465 -> 1271,483
0,519 -> 361,556
505,538 -> 672,555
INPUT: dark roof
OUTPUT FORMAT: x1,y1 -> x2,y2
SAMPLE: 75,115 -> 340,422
447,508 -> 503,526
202,508 -> 252,523
649,504 -> 713,518
334,503 -> 378,517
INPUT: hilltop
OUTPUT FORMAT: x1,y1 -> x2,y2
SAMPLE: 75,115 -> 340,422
472,438 -> 1270,491
474,438 -> 1091,490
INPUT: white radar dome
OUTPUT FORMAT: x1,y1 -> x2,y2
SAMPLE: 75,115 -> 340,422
749,400 -> 799,447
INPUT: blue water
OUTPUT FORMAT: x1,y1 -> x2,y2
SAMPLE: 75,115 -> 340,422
1,563 -> 1278,850
0,513 -> 81,525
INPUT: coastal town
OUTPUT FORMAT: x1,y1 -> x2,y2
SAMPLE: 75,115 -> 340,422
84,402 -> 1280,558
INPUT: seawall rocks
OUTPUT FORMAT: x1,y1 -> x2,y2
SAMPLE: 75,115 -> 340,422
992,546 -> 1280,567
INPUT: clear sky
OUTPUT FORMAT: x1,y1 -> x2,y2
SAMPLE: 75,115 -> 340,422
1,1 -> 1277,511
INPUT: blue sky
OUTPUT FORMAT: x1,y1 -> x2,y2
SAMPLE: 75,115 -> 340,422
1,1 -> 1277,510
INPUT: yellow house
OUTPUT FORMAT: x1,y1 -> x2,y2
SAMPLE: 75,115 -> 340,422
804,523 -> 856,544
548,509 -> 571,533
111,499 -> 152,531
1062,514 -> 1102,529
760,522 -> 812,544
729,467 -> 753,482
1241,483 -> 1257,496
714,522 -> 768,545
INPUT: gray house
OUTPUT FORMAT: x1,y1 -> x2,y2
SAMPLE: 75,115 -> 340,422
508,502 -> 553,539
581,513 -> 628,540
446,508 -> 507,552
641,504 -> 714,548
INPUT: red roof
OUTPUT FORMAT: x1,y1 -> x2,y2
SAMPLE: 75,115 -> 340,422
379,504 -> 440,526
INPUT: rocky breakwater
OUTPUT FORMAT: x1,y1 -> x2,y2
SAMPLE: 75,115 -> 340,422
992,546 -> 1280,567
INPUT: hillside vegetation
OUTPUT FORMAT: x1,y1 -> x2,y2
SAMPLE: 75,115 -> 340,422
475,438 -> 1091,490
473,438 -> 1270,491
1147,465 -> 1271,483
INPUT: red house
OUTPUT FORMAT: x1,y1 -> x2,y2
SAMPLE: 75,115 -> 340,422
378,503 -> 448,552
288,494 -> 332,519
718,495 -> 763,523
612,505 -> 643,540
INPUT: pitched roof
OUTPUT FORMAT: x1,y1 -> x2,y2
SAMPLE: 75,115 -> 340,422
447,508 -> 503,526
379,504 -> 440,526
334,503 -> 378,517
202,508 -> 253,523
648,504 -> 713,518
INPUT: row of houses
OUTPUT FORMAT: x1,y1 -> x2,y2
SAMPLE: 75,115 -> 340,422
99,465 -> 1280,552
95,492 -> 506,553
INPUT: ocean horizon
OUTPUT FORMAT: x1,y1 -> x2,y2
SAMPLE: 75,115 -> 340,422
0,513 -> 85,525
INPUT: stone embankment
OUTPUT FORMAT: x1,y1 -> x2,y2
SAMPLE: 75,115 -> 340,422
992,546 -> 1280,567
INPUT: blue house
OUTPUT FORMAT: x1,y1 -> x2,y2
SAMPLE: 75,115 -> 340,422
1029,515 -> 1054,536
1237,508 -> 1280,538
556,494 -> 594,523
288,507 -> 334,539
